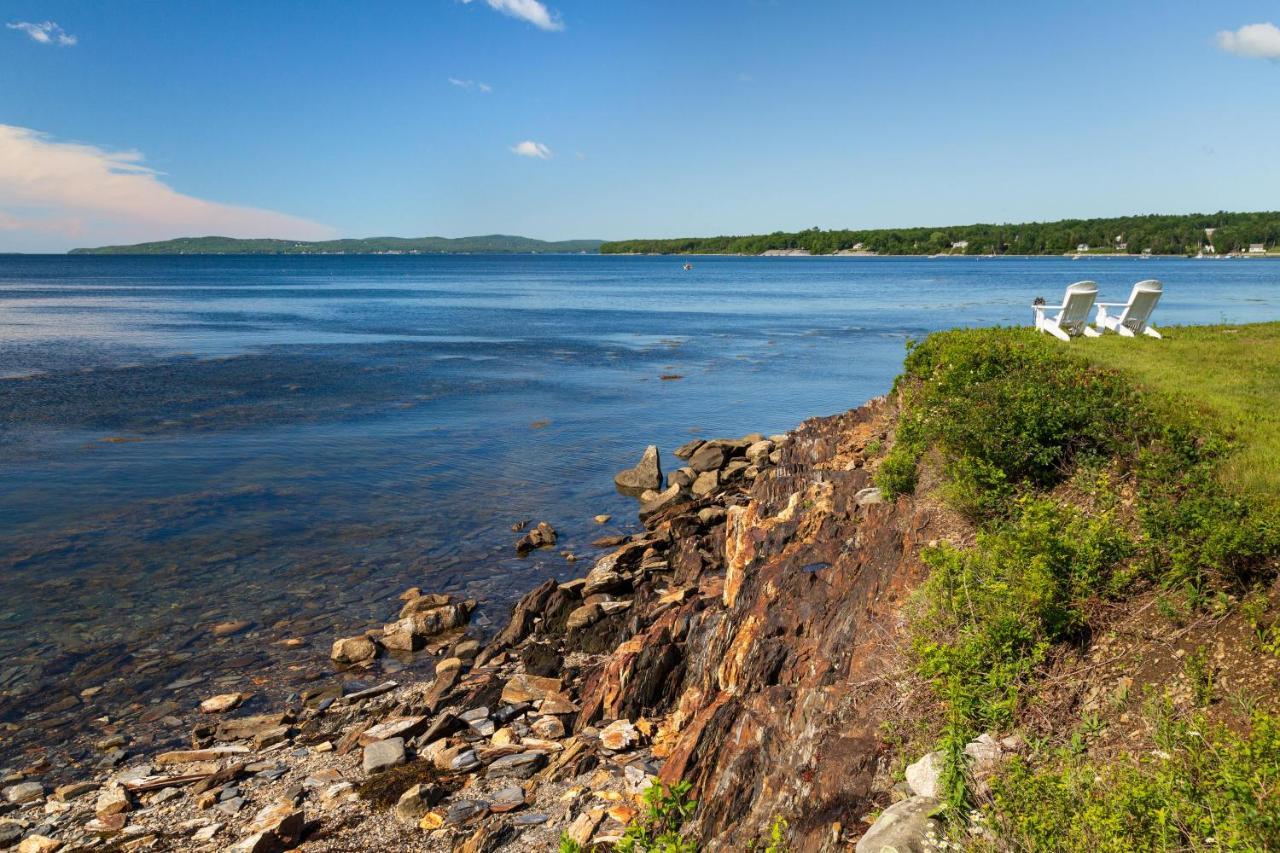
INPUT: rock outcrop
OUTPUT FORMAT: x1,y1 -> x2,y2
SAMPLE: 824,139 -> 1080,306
0,397 -> 945,851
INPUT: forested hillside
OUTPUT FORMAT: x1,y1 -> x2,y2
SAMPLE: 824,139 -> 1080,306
70,235 -> 603,255
601,211 -> 1280,256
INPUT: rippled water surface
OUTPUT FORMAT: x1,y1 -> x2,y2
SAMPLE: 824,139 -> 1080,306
1,253 -> 1277,763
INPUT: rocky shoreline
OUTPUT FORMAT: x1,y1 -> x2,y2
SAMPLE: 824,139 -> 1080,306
2,395 -> 956,851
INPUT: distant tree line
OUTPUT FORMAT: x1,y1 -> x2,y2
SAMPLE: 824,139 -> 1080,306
600,211 -> 1280,256
69,235 -> 603,255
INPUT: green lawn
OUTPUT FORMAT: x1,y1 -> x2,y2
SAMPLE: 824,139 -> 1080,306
1077,322 -> 1280,503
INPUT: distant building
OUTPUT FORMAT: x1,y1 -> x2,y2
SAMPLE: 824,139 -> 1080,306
1249,243 -> 1267,254
1076,243 -> 1090,253
1141,248 -> 1153,256
1115,242 -> 1128,252
951,240 -> 969,250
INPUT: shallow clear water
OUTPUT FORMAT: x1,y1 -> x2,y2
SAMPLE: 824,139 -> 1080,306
1,253 -> 1277,759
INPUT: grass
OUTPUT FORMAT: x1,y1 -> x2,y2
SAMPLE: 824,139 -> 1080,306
1078,323 -> 1280,504
874,325 -> 1280,847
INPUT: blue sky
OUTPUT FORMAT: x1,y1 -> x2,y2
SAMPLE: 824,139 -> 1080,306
2,1 -> 1279,251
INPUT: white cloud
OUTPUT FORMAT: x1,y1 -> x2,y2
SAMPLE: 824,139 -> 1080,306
449,77 -> 493,93
510,140 -> 552,159
1216,22 -> 1280,60
462,0 -> 563,32
0,124 -> 335,252
7,20 -> 77,45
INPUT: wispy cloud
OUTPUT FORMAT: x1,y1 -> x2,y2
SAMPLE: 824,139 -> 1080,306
462,0 -> 563,32
449,77 -> 493,93
510,140 -> 552,159
7,20 -> 77,46
1216,22 -> 1280,60
0,124 -> 335,251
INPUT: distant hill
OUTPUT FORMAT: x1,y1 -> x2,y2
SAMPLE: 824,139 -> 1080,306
69,235 -> 604,255
601,211 -> 1280,256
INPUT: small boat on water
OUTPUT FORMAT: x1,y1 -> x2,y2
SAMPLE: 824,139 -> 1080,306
683,262 -> 693,271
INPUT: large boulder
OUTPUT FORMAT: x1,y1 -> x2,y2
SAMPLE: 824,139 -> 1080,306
687,444 -> 728,473
673,439 -> 705,460
382,602 -> 472,651
330,635 -> 378,664
691,470 -> 719,498
904,751 -> 944,799
854,796 -> 944,853
614,445 -> 662,492
638,484 -> 686,519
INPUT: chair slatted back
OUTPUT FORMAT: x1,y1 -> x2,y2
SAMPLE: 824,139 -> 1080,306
1058,281 -> 1098,335
1118,279 -> 1162,333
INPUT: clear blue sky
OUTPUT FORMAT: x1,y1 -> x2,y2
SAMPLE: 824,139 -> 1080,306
2,1 -> 1279,250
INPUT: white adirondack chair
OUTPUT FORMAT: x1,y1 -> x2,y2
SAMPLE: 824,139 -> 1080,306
1033,281 -> 1100,341
1095,279 -> 1163,338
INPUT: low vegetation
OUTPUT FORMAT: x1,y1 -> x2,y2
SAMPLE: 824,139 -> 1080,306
875,325 -> 1280,848
601,211 -> 1280,256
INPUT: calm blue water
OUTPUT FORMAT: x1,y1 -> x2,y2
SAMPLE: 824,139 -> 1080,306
0,254 -> 1277,758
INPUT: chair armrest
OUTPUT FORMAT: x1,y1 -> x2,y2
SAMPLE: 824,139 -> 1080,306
1095,302 -> 1126,308
1032,302 -> 1066,310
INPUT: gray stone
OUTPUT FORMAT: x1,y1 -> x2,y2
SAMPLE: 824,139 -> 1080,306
688,444 -> 728,473
854,796 -> 944,853
217,796 -> 246,816
394,783 -> 440,825
387,602 -> 471,648
614,445 -> 662,492
691,470 -> 719,498
362,737 -> 406,774
485,751 -> 547,779
668,467 -> 696,488
673,439 -> 704,460
3,782 -> 43,804
515,522 -> 557,554
489,785 -> 526,813
697,506 -> 726,525
512,812 -> 550,826
330,636 -> 378,664
904,751 -> 944,799
565,603 -> 602,631
445,799 -> 488,825
745,440 -> 774,465
639,484 -> 684,518
855,487 -> 885,507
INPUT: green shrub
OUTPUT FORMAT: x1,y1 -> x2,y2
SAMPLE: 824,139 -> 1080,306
980,712 -> 1280,852
616,781 -> 699,853
880,329 -> 1140,514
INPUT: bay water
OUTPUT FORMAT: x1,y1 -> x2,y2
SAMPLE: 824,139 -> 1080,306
1,254 -> 1276,764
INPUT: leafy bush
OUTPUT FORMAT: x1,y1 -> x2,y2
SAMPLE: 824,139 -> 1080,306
980,712 -> 1280,852
876,329 -> 1139,513
913,498 -> 1133,788
616,781 -> 699,853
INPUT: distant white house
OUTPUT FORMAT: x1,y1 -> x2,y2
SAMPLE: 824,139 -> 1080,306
1249,243 -> 1267,254
1115,242 -> 1128,253
951,240 -> 969,250
1076,243 -> 1090,253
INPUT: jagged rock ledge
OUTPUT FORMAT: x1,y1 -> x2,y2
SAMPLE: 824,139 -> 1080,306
0,395 -> 951,852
